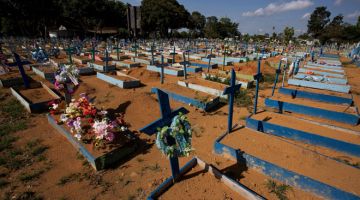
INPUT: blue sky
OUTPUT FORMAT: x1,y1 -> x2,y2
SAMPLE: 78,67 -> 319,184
120,0 -> 360,35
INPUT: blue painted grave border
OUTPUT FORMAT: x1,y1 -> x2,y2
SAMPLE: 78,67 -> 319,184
213,128 -> 360,200
96,72 -> 140,89
278,87 -> 353,105
147,157 -> 264,200
246,117 -> 360,157
47,114 -> 137,170
10,83 -> 60,113
288,79 -> 350,93
265,98 -> 359,125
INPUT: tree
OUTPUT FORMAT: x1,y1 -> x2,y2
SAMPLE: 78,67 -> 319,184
321,15 -> 344,44
283,26 -> 294,44
189,11 -> 206,37
307,7 -> 331,39
204,16 -> 219,38
141,0 -> 191,38
218,17 -> 239,38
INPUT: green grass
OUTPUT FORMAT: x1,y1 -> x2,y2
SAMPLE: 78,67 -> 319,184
0,178 -> 9,188
262,73 -> 276,84
18,169 -> 45,182
57,173 -> 82,186
31,145 -> 48,156
266,179 -> 292,200
234,89 -> 253,107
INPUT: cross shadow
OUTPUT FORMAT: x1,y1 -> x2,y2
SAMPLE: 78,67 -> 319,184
220,150 -> 248,181
107,130 -> 154,170
106,101 -> 131,118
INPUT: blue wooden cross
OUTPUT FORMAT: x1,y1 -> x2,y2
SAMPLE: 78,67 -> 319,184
253,58 -> 262,114
223,69 -> 241,133
7,53 -> 31,88
160,50 -> 165,84
89,43 -> 99,63
182,50 -> 189,80
271,60 -> 282,96
132,41 -> 139,62
64,46 -> 75,64
151,42 -> 155,65
170,46 -> 176,66
104,48 -> 110,73
139,88 -> 189,181
113,39 -> 122,61
207,48 -> 213,73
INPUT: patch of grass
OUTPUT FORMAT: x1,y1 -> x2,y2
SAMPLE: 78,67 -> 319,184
1,99 -> 28,119
148,163 -> 161,172
0,135 -> 18,152
0,178 -> 9,188
265,179 -> 292,200
57,173 -> 82,186
262,73 -> 276,84
234,89 -> 253,107
18,169 -> 45,182
16,191 -> 43,200
31,145 -> 48,156
26,139 -> 42,149
4,157 -> 25,170
0,157 -> 5,165
0,121 -> 28,137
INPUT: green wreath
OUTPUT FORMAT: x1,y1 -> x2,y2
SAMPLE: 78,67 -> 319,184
156,113 -> 192,158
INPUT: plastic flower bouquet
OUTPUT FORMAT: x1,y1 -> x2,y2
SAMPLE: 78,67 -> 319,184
52,93 -> 128,149
54,64 -> 79,94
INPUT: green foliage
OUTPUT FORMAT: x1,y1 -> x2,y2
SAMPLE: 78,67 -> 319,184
0,0 -> 127,36
234,89 -> 252,107
266,179 -> 292,200
141,0 -> 191,37
18,169 -> 45,182
204,16 -> 239,39
283,27 -> 294,44
307,6 -> 331,39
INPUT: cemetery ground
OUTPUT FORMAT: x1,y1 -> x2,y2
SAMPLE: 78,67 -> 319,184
0,57 -> 360,200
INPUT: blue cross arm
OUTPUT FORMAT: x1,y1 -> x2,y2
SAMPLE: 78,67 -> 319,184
253,73 -> 263,80
7,60 -> 31,67
223,84 -> 241,95
139,107 -> 189,135
139,88 -> 189,135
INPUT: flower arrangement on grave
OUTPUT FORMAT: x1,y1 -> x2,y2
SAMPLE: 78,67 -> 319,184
49,93 -> 128,149
54,64 -> 79,94
156,113 -> 193,158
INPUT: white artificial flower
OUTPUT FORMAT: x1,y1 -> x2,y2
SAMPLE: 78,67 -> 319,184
120,126 -> 127,132
74,133 -> 82,140
52,103 -> 59,110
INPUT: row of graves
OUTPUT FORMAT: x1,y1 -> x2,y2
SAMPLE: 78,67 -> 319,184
1,38 -> 359,199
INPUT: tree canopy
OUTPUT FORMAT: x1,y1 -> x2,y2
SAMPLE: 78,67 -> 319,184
306,6 -> 360,44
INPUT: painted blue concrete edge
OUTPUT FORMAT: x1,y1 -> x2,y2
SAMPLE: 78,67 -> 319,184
213,131 -> 360,200
97,72 -> 140,89
278,87 -> 353,105
147,65 -> 184,76
265,98 -> 359,125
47,114 -> 136,170
288,79 -> 350,93
150,87 -> 219,111
246,117 -> 360,157
139,107 -> 189,135
47,114 -> 96,168
147,158 -> 198,199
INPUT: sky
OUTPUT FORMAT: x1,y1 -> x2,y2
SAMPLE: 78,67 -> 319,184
120,0 -> 360,35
